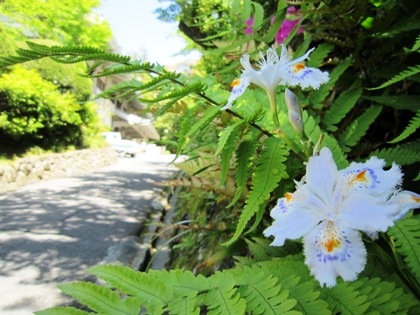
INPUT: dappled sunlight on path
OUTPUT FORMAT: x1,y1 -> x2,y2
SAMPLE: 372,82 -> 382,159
0,153 -> 177,314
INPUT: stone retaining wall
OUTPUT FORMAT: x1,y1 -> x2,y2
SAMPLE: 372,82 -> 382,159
0,147 -> 118,192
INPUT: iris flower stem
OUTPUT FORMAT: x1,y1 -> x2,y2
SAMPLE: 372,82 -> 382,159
267,90 -> 302,156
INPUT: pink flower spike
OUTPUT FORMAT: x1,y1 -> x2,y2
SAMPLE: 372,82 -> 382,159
275,6 -> 304,44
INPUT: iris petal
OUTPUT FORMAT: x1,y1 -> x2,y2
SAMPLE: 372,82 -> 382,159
340,157 -> 402,197
339,194 -> 397,233
263,207 -> 318,246
304,221 -> 366,287
304,147 -> 338,209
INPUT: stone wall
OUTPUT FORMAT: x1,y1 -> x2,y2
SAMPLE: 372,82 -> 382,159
0,147 -> 118,192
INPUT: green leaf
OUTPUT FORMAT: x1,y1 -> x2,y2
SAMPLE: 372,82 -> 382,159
228,136 -> 260,207
320,281 -> 370,315
338,105 -> 382,151
388,216 -> 420,283
369,65 -> 420,90
225,138 -> 289,245
58,282 -> 136,315
205,272 -> 246,315
388,110 -> 420,143
370,140 -> 420,166
362,95 -> 420,112
220,126 -> 240,184
307,43 -> 334,68
166,293 -> 200,315
230,265 -> 298,315
88,264 -> 172,312
35,307 -> 92,315
303,111 -> 348,168
309,57 -> 352,109
353,277 -> 417,314
323,81 -> 362,132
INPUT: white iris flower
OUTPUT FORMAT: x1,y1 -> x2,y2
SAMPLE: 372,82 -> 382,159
264,147 -> 420,287
221,45 -> 329,110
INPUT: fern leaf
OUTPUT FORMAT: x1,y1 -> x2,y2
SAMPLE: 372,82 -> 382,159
204,272 -> 246,315
320,281 -> 370,315
227,137 -> 259,207
58,282 -> 135,315
370,140 -> 420,166
411,34 -> 420,51
220,125 -> 241,184
303,111 -> 348,168
362,95 -> 420,112
388,216 -> 420,283
229,265 -> 298,315
323,82 -> 362,131
388,110 -> 420,143
179,106 -> 221,152
148,269 -> 209,297
353,277 -> 417,314
338,105 -> 382,151
167,293 -> 200,315
35,307 -> 92,315
0,42 -> 130,68
89,62 -> 158,78
309,57 -> 352,109
258,260 -> 330,314
88,264 -> 172,312
369,65 -> 420,90
307,43 -> 334,68
225,138 -> 289,245
216,122 -> 242,156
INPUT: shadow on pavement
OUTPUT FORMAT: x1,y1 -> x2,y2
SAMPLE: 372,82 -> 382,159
0,156 -> 177,313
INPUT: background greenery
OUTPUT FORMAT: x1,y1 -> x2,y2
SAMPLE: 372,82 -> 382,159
0,0 -> 111,157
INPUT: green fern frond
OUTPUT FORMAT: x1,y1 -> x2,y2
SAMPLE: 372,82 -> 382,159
205,272 -> 247,315
148,269 -> 208,296
411,34 -> 420,52
322,81 -> 362,132
369,65 -> 420,90
388,110 -> 420,143
354,277 -> 417,314
220,126 -> 240,184
0,42 -> 130,68
388,216 -> 420,283
320,281 -> 370,315
229,266 -> 297,315
307,43 -> 334,68
143,82 -> 205,103
227,136 -> 259,207
309,57 -> 353,109
58,282 -> 138,315
167,293 -> 200,315
179,106 -> 221,152
303,111 -> 348,168
363,95 -> 420,112
257,259 -> 330,314
215,122 -> 242,156
88,264 -> 172,312
225,138 -> 289,245
370,140 -> 420,166
35,307 -> 92,315
338,105 -> 382,152
89,62 -> 158,78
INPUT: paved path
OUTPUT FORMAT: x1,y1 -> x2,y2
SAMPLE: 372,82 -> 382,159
0,154 -> 177,314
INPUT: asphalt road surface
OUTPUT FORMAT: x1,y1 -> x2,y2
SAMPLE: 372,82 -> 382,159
0,154 -> 178,314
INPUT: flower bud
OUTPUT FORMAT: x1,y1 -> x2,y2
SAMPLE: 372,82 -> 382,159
285,88 -> 304,137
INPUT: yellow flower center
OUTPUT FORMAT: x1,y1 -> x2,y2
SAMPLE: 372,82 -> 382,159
291,62 -> 306,73
322,221 -> 342,253
284,192 -> 293,202
231,78 -> 241,87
